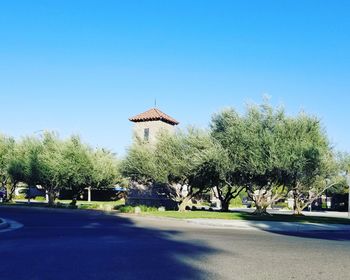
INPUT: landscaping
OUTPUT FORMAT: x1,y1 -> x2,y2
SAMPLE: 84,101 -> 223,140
1,101 -> 349,222
121,101 -> 350,216
2,198 -> 350,225
112,205 -> 350,225
2,199 -> 125,211
142,210 -> 350,224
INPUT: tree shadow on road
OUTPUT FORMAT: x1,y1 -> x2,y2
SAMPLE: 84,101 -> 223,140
0,207 -> 218,280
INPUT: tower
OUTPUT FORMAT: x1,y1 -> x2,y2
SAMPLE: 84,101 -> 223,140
129,108 -> 179,143
127,107 -> 180,209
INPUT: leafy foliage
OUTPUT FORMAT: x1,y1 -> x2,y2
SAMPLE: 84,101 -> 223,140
0,132 -> 119,206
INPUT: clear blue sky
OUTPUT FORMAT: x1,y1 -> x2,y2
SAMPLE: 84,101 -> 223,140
1,0 -> 350,156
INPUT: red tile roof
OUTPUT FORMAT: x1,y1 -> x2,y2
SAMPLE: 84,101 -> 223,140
129,108 -> 179,125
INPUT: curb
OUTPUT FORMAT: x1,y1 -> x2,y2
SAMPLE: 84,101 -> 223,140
116,214 -> 350,233
0,218 -> 9,230
185,219 -> 350,233
2,205 -> 349,233
0,204 -> 108,215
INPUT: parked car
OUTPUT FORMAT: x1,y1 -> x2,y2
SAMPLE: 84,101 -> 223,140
242,197 -> 253,208
26,186 -> 45,199
0,187 -> 7,202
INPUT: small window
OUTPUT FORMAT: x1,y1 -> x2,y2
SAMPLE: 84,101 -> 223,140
144,128 -> 150,142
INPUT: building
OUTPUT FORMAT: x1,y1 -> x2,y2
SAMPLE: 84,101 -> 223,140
129,107 -> 179,144
127,107 -> 180,209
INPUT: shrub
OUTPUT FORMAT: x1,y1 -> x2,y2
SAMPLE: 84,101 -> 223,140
115,205 -> 135,213
14,194 -> 26,200
115,205 -> 158,213
139,205 -> 157,212
79,203 -> 100,210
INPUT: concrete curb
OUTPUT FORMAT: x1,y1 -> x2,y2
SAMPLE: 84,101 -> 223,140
2,205 -> 349,233
0,204 -> 108,215
0,218 -> 9,230
186,219 -> 350,233
117,214 -> 350,233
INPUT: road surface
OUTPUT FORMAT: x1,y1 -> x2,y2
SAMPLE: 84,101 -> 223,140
0,206 -> 349,280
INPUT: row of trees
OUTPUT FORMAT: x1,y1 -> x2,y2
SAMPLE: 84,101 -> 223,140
121,101 -> 350,214
0,132 -> 119,206
1,102 -> 348,214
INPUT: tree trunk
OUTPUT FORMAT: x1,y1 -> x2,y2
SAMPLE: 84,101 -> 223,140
70,194 -> 78,207
48,192 -> 56,207
294,201 -> 303,215
253,204 -> 269,215
7,182 -> 17,202
217,186 -> 234,212
249,189 -> 270,216
1,176 -> 7,189
178,196 -> 192,212
293,189 -> 303,215
221,199 -> 230,212
1,177 -> 8,201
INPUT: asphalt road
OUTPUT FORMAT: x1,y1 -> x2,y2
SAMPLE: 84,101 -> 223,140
0,207 -> 349,280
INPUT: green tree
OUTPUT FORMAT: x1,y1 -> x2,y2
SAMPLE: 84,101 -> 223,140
275,114 -> 333,214
15,132 -> 67,206
1,132 -> 120,206
121,129 -> 219,211
91,148 -> 119,189
210,108 -> 252,212
35,132 -> 65,206
154,129 -> 219,211
210,101 -> 333,215
242,103 -> 289,214
55,137 -> 119,206
120,139 -> 158,183
58,136 -> 94,206
210,104 -> 284,213
0,134 -> 15,194
6,141 -> 28,201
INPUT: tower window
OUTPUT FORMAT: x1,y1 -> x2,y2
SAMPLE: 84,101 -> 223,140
144,128 -> 150,142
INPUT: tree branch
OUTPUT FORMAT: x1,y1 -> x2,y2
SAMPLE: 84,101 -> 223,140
301,182 -> 339,211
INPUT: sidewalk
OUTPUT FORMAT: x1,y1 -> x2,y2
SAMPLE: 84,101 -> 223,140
230,208 -> 350,219
186,219 -> 350,232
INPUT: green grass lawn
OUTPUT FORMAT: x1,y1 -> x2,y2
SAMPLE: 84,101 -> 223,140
142,210 -> 350,225
4,199 -> 350,225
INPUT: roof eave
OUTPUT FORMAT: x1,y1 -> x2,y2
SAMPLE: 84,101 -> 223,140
129,117 -> 179,125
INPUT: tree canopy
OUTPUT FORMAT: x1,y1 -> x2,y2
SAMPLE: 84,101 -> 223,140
123,100 -> 338,214
0,132 -> 119,206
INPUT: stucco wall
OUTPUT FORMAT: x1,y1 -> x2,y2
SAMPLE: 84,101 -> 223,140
132,120 -> 175,143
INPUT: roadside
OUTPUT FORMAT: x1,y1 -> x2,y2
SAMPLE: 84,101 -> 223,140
115,213 -> 350,233
2,199 -> 125,211
184,218 -> 350,232
2,201 -> 350,232
137,209 -> 350,225
1,204 -> 350,234
228,207 -> 350,219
